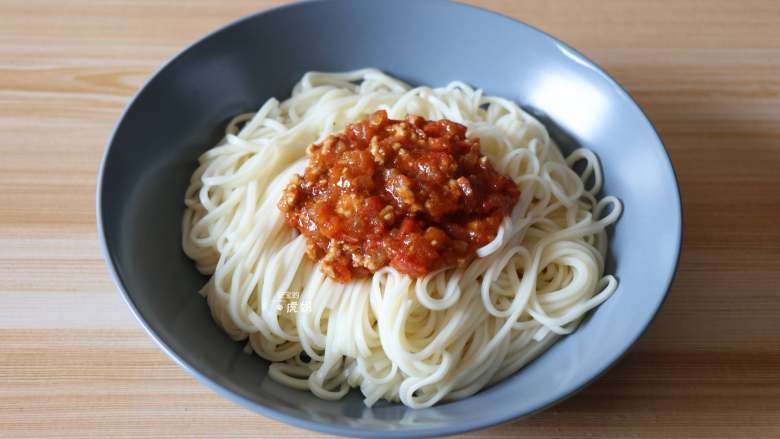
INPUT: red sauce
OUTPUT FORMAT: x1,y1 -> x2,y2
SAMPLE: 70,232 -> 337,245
278,110 -> 519,282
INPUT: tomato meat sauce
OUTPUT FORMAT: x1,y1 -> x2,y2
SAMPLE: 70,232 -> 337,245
279,110 -> 519,282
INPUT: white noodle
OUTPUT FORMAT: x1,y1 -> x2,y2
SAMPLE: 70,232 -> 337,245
182,69 -> 622,409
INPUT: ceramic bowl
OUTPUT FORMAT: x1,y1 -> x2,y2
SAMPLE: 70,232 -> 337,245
98,1 -> 682,436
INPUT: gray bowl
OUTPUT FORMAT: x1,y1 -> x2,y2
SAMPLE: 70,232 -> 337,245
97,0 -> 682,437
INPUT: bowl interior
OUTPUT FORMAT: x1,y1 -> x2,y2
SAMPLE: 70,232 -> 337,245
99,0 -> 681,436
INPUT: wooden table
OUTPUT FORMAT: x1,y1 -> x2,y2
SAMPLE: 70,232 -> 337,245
2,1 -> 779,437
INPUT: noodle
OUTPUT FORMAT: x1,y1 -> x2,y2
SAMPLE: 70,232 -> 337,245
182,69 -> 622,408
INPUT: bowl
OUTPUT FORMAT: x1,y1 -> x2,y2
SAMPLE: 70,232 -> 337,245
97,0 -> 682,437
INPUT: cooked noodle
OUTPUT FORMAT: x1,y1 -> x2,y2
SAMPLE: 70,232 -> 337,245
182,69 -> 621,408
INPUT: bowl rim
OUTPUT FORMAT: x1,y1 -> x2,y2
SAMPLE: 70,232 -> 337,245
96,0 -> 683,437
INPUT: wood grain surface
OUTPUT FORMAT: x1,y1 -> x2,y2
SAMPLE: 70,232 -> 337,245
1,1 -> 779,437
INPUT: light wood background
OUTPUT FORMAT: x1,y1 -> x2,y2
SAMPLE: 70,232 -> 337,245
1,0 -> 779,437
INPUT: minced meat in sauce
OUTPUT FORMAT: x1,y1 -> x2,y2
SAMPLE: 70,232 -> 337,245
278,110 -> 519,282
